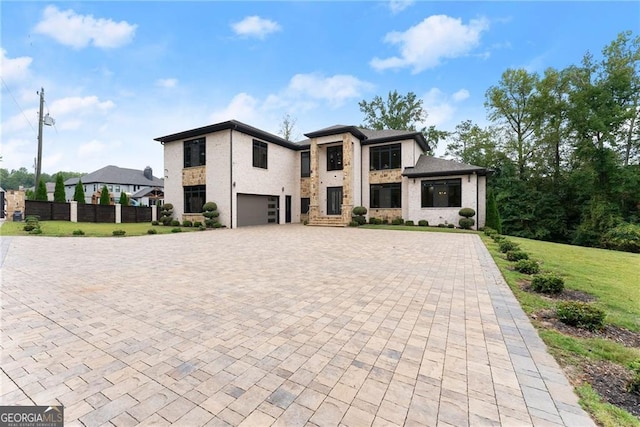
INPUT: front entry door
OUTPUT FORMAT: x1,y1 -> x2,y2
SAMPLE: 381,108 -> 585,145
285,196 -> 291,223
327,186 -> 343,215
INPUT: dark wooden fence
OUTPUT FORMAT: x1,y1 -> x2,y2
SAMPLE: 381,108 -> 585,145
25,200 -> 70,221
25,200 -> 152,223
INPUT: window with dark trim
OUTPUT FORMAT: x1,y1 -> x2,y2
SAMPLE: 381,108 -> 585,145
184,185 -> 206,213
301,151 -> 310,177
421,179 -> 461,207
253,140 -> 268,169
327,145 -> 343,171
184,138 -> 206,168
370,143 -> 401,170
301,198 -> 310,214
370,183 -> 401,208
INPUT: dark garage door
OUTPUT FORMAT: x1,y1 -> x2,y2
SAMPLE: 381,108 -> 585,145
237,194 -> 279,227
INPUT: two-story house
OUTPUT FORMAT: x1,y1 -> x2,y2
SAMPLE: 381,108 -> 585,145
155,120 -> 489,228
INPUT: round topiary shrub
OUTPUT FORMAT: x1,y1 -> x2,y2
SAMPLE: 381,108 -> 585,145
506,250 -> 529,261
405,220 -> 415,226
160,203 -> 174,225
171,227 -> 182,233
499,240 -> 520,253
556,301 -> 605,331
459,207 -> 476,218
147,229 -> 157,234
112,229 -> 126,236
418,220 -> 429,227
151,220 -> 159,226
29,228 -> 43,235
23,224 -> 36,232
193,221 -> 202,227
531,272 -> 565,294
352,206 -> 367,216
447,223 -> 455,228
72,229 -> 85,236
391,217 -> 404,225
171,220 -> 180,227
352,215 -> 366,226
212,222 -> 223,228
182,220 -> 193,227
459,218 -> 475,229
514,259 -> 540,274
438,223 -> 446,228
202,202 -> 217,212
348,220 -> 359,227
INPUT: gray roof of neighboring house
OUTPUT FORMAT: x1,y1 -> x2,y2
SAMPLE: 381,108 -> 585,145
64,165 -> 164,187
403,155 -> 490,178
131,187 -> 164,198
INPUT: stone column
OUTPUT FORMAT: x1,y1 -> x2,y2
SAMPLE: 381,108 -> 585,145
309,138 -> 320,223
70,201 -> 78,223
341,134 -> 354,224
115,203 -> 121,224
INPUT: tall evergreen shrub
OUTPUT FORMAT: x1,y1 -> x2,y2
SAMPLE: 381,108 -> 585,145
73,179 -> 86,203
485,188 -> 502,234
54,174 -> 66,202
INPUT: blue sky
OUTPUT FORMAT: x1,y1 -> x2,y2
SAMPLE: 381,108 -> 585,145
1,1 -> 638,177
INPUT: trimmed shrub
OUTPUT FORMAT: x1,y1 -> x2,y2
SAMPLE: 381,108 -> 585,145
348,220 -> 359,227
459,207 -> 476,218
506,250 -> 529,261
459,218 -> 475,229
514,259 -> 540,274
205,219 -> 216,228
72,229 -> 85,236
147,229 -> 157,234
391,217 -> 404,225
352,215 -> 366,226
112,229 -> 126,236
171,228 -> 182,233
438,223 -> 446,228
160,204 -> 174,225
23,216 -> 40,232
213,222 -> 223,229
382,219 -> 389,224
556,301 -> 605,331
484,227 -> 496,236
193,221 -> 202,227
492,234 -> 506,242
531,272 -> 565,294
198,225 -> 206,231
499,240 -> 520,253
352,206 -> 367,216
447,223 -> 455,228
171,220 -> 180,227
151,220 -> 159,226
418,220 -> 429,227
29,228 -> 43,235
405,220 -> 415,226
202,202 -> 217,212
369,217 -> 382,225
601,223 -> 640,253
182,220 -> 193,227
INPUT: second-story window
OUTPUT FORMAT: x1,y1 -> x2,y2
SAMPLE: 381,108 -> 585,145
370,143 -> 401,170
184,138 -> 206,168
253,140 -> 268,169
327,145 -> 343,171
301,151 -> 310,177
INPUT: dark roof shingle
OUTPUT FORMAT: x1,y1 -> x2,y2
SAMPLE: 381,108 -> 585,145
64,165 -> 164,187
403,155 -> 490,178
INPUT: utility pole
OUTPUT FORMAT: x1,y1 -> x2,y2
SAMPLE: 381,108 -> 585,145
35,87 -> 45,189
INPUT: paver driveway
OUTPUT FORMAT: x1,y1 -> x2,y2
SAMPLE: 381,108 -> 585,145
1,225 -> 594,426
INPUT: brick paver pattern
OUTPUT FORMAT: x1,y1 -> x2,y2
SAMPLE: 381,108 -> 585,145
0,225 -> 595,426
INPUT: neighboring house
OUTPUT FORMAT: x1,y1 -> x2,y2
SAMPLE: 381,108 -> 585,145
155,120 -> 489,228
26,182 -> 56,201
64,165 -> 164,206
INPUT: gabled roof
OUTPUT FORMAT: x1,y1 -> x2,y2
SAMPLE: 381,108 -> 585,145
154,119 -> 304,150
304,125 -> 367,140
131,186 -> 164,198
403,155 -> 490,178
64,165 -> 164,187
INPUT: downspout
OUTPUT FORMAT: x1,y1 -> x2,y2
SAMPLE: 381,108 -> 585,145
230,128 -> 234,229
476,172 -> 479,231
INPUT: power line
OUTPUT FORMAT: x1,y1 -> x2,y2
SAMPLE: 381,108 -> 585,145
0,76 -> 37,135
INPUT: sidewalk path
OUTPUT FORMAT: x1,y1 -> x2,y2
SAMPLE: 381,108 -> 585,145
0,225 -> 595,426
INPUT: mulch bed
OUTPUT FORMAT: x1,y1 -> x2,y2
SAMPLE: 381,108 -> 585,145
523,283 -> 640,418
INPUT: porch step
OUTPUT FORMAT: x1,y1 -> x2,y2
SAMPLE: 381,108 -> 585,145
309,217 -> 348,227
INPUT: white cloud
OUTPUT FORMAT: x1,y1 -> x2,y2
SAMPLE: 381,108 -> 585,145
34,5 -> 137,49
51,96 -> 115,116
0,49 -> 33,82
370,15 -> 489,73
156,78 -> 178,88
231,16 -> 281,39
77,140 -> 107,157
285,73 -> 374,107
389,0 -> 414,14
452,89 -> 470,102
210,93 -> 260,123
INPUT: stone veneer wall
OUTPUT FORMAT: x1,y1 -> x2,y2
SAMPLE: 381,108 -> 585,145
300,177 -> 311,198
369,169 -> 402,184
308,139 -> 320,223
182,166 -> 206,186
5,189 -> 25,220
369,208 -> 402,222
340,134 -> 354,224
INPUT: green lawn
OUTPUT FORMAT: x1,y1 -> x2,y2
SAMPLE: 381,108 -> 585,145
0,220 -> 201,237
482,234 -> 640,426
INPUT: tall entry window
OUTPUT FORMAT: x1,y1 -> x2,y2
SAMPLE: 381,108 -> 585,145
370,183 -> 401,208
370,144 -> 401,170
301,151 -> 310,177
253,140 -> 268,169
327,187 -> 343,215
184,185 -> 206,213
184,138 -> 206,168
327,146 -> 343,171
421,179 -> 461,207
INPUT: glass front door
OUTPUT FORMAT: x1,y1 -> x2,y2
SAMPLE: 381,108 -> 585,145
327,187 -> 343,215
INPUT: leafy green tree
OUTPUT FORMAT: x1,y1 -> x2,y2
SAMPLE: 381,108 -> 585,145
359,90 -> 427,131
119,192 -> 129,206
485,68 -> 540,179
446,120 -> 502,167
485,188 -> 502,233
73,180 -> 86,203
99,185 -> 111,205
53,174 -> 66,202
35,179 -> 48,201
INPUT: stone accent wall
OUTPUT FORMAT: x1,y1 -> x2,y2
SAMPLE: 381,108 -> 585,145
341,134 -> 354,224
309,139 -> 320,223
300,177 -> 311,198
5,189 -> 25,220
182,166 -> 206,186
369,169 -> 402,184
182,213 -> 205,224
369,208 -> 402,222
